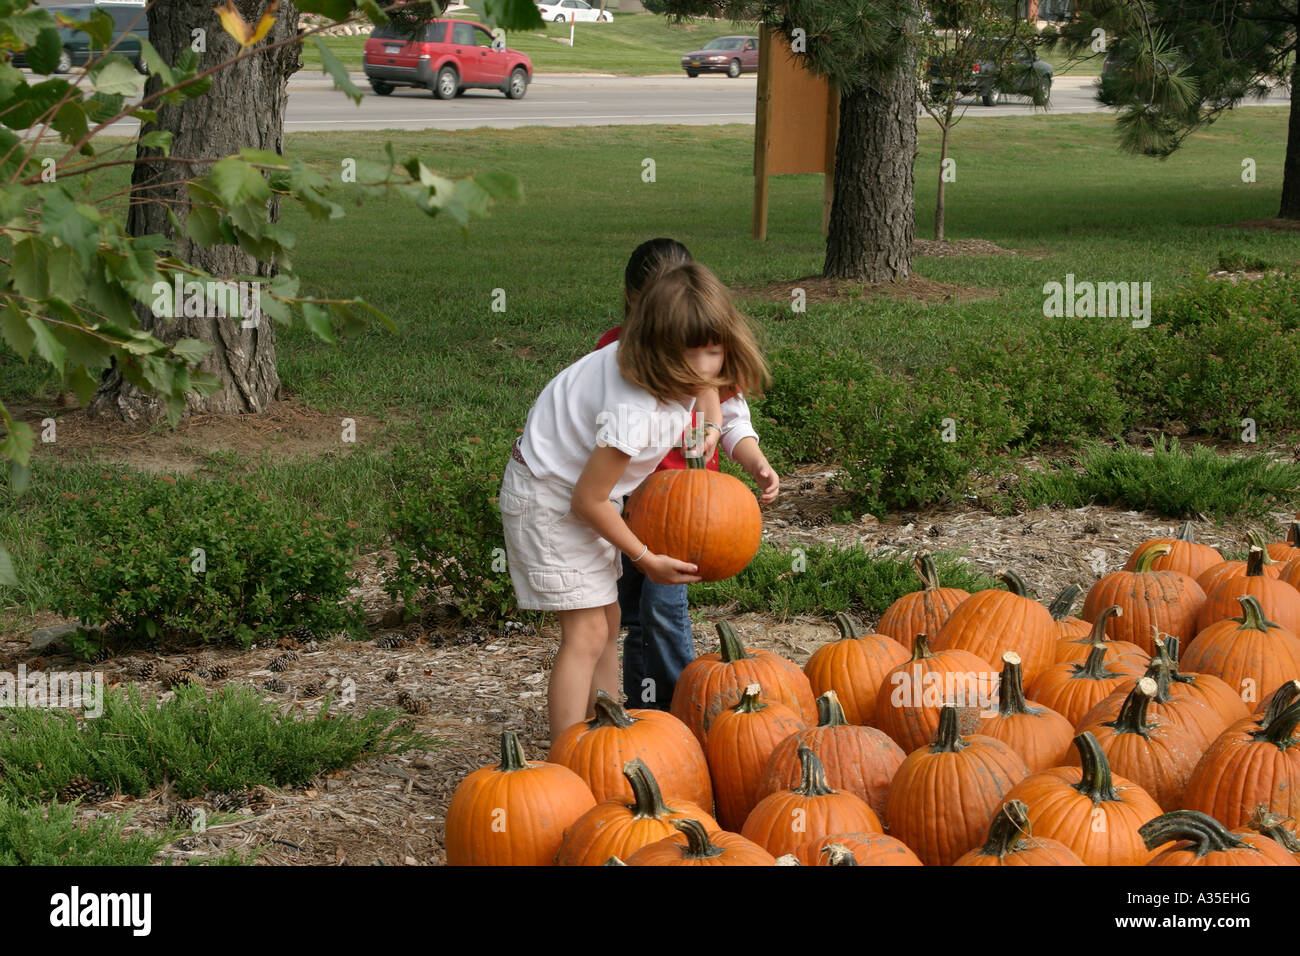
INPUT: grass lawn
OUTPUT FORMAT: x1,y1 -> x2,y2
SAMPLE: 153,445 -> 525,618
2,108 -> 1298,622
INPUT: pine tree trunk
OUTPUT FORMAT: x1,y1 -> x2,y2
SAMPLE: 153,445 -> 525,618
1280,51 -> 1300,220
823,60 -> 918,282
935,121 -> 949,241
89,1 -> 301,425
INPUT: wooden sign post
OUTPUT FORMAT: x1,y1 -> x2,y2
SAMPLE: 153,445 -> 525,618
752,24 -> 839,240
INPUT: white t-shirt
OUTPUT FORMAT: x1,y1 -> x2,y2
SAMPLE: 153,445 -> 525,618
518,342 -> 695,499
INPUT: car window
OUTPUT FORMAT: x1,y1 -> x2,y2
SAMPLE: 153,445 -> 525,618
743,39 -> 754,50
452,22 -> 475,45
704,38 -> 742,50
425,22 -> 447,42
473,26 -> 495,46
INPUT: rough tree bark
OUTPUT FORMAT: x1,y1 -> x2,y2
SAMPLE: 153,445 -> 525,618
89,0 -> 302,425
1281,47 -> 1300,220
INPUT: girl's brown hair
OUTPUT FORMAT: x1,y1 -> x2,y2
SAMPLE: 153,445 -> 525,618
618,261 -> 769,403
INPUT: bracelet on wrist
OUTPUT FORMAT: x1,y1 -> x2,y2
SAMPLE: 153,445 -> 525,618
629,545 -> 649,563
702,421 -> 721,436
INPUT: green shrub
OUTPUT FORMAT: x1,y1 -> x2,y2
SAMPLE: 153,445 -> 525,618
0,799 -> 174,866
31,472 -> 367,651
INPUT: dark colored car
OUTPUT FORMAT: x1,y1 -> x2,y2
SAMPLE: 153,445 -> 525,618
13,3 -> 147,73
363,18 -> 533,99
681,35 -> 759,78
927,38 -> 1052,105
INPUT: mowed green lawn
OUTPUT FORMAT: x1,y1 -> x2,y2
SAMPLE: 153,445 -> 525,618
1,108 -> 1296,623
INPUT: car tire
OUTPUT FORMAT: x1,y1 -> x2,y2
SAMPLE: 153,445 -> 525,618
598,12 -> 610,21
433,65 -> 458,100
686,70 -> 699,78
505,67 -> 528,99
55,47 -> 72,74
371,80 -> 394,96
727,59 -> 741,78
981,89 -> 1001,106
554,14 -> 566,21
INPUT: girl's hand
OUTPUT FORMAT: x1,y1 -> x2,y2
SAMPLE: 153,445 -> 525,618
751,459 -> 779,505
637,552 -> 702,585
684,425 -> 721,462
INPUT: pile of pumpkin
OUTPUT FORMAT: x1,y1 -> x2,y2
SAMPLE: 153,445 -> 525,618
446,523 -> 1300,865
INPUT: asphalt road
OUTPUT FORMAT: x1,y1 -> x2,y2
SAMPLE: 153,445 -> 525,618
50,71 -> 1297,135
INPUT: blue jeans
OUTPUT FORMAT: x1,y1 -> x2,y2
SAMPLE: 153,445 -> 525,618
619,551 -> 694,711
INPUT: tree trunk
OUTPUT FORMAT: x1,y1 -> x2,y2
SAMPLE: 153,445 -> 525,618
935,121 -> 949,241
1280,50 -> 1300,220
823,60 -> 918,282
89,1 -> 302,425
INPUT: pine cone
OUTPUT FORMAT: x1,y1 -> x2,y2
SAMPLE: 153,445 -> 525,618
122,658 -> 157,679
288,622 -> 317,642
383,669 -> 400,683
164,668 -> 201,689
207,790 -> 251,813
375,633 -> 410,649
89,647 -> 113,664
263,677 -> 289,694
268,652 -> 299,672
168,803 -> 202,830
397,691 -> 430,715
200,662 -> 230,681
300,679 -> 323,698
59,774 -> 110,803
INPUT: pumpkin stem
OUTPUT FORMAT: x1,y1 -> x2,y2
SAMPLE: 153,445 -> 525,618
1289,523 -> 1300,547
1109,677 -> 1158,738
1076,641 -> 1117,680
794,744 -> 837,798
671,818 -> 724,859
816,690 -> 848,727
1141,649 -> 1176,703
1235,594 -> 1280,633
1262,681 -> 1300,726
589,689 -> 637,729
683,444 -> 708,469
1085,604 -> 1123,648
1048,584 -> 1082,622
914,551 -> 942,591
623,758 -> 674,821
822,843 -> 859,866
1134,543 -> 1173,573
734,682 -> 767,715
498,731 -> 529,772
996,568 -> 1032,598
908,632 -> 936,663
834,612 -> 860,642
1254,698 -> 1300,748
980,799 -> 1035,859
603,855 -> 628,866
930,704 -> 969,754
1245,544 -> 1270,576
1138,810 -> 1255,856
1176,522 -> 1197,543
997,652 -> 1033,717
1071,731 -> 1121,804
1246,806 -> 1300,853
716,621 -> 752,663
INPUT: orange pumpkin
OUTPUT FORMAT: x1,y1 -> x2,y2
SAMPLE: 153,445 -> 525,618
1182,595 -> 1300,706
1027,611 -> 1147,728
872,632 -> 998,753
1267,522 -> 1300,565
741,745 -> 881,858
1071,677 -> 1202,811
1195,546 -> 1300,635
625,817 -> 776,866
445,732 -> 597,866
1157,636 -> 1252,726
1124,522 -> 1224,580
1280,556 -> 1300,592
706,683 -> 806,831
1083,545 -> 1206,656
1001,731 -> 1166,866
1197,534 -> 1283,593
1048,584 -> 1094,645
757,689 -> 905,822
953,799 -> 1084,866
803,612 -> 908,725
978,651 -> 1075,772
1054,603 -> 1149,669
792,831 -> 923,867
670,621 -> 817,745
883,705 -> 1031,867
624,455 -> 760,582
1244,806 -> 1300,859
931,568 -> 1058,685
876,552 -> 970,652
549,690 -> 712,810
1140,810 -> 1299,866
555,758 -> 718,866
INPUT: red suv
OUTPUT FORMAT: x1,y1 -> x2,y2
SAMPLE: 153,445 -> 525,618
363,19 -> 533,99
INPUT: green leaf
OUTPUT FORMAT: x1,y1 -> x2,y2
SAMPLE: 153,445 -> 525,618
5,8 -> 56,46
0,127 -> 24,181
139,130 -> 173,154
313,36 -> 363,105
138,38 -> 175,87
0,544 -> 17,588
51,98 -> 90,146
301,302 -> 336,343
238,147 -> 286,167
25,26 -> 62,75
44,245 -> 86,302
8,461 -> 29,496
67,363 -> 99,406
0,78 -> 74,131
0,63 -> 25,105
208,157 -> 271,207
0,297 -> 33,359
49,308 -> 111,371
131,107 -> 158,124
360,0 -> 389,26
25,315 -> 65,370
296,0 -> 356,20
185,203 -> 225,246
42,188 -> 100,264
88,55 -> 146,97
471,0 -> 544,31
63,8 -> 114,50
10,238 -> 49,299
257,290 -> 291,327
171,337 -> 212,364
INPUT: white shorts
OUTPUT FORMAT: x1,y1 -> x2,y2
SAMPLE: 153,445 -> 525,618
498,457 -> 622,611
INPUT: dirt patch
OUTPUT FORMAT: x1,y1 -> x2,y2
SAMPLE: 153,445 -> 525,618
1216,217 -> 1300,233
914,238 -> 1018,258
734,273 -> 996,306
1204,268 -> 1293,283
13,395 -> 401,475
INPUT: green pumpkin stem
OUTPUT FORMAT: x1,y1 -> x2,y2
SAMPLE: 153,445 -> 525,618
834,612 -> 860,642
1139,810 -> 1254,856
998,652 -> 1033,717
684,446 -> 708,470
1072,731 -> 1121,804
590,689 -> 637,729
734,683 -> 767,715
980,799 -> 1035,859
1135,543 -> 1173,573
1110,677 -> 1158,737
1288,522 -> 1300,547
623,758 -> 673,820
816,690 -> 848,727
1086,604 -> 1123,648
996,568 -> 1032,598
908,632 -> 936,663
716,621 -> 752,663
822,843 -> 859,866
914,552 -> 942,591
602,855 -> 628,866
1255,698 -> 1300,748
671,817 -> 724,859
1076,641 -> 1116,680
1236,594 -> 1280,633
1246,806 -> 1300,853
1048,584 -> 1083,621
1142,646 -> 1177,703
931,704 -> 969,753
498,731 -> 529,771
1262,681 -> 1300,726
794,744 -> 837,797
1176,522 -> 1197,542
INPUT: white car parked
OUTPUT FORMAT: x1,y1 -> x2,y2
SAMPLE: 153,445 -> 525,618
537,0 -> 612,23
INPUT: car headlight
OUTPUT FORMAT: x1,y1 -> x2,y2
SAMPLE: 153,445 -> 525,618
709,55 -> 726,61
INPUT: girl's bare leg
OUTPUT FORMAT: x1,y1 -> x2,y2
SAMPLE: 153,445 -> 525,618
589,602 -> 621,713
550,604 -> 616,743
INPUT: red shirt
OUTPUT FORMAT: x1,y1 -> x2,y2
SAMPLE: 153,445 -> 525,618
596,326 -> 733,471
